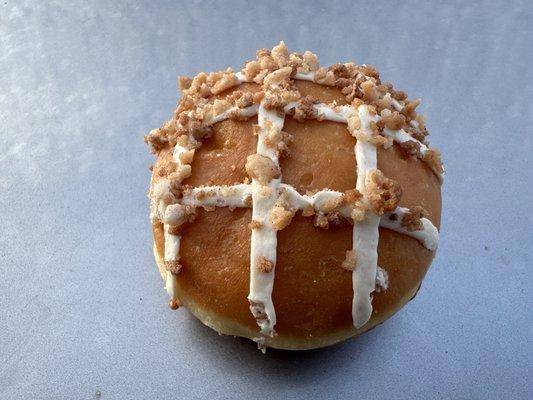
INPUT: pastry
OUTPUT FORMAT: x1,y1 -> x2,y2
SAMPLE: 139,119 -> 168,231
145,42 -> 443,351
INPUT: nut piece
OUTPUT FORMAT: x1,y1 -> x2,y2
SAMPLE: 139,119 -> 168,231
380,109 -> 406,130
291,96 -> 318,122
398,140 -> 421,159
400,206 -> 428,231
163,203 -> 197,228
248,220 -> 263,230
245,154 -> 280,185
366,169 -> 402,215
271,41 -> 289,67
178,149 -> 195,165
270,206 -> 294,231
165,260 -> 183,275
263,66 -> 293,87
341,250 -> 357,271
422,149 -> 444,176
211,71 -> 240,95
256,256 -> 274,273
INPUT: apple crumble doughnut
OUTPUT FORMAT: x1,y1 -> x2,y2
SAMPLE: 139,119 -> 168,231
145,42 -> 443,351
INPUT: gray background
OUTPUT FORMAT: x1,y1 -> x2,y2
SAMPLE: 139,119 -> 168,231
1,1 -> 531,399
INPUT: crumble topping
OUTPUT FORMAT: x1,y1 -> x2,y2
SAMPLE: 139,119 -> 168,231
301,205 -> 315,217
248,220 -> 263,230
400,206 -> 428,231
178,149 -> 195,165
341,250 -> 357,271
313,211 -> 345,229
366,169 -> 402,214
423,149 -> 444,176
289,95 -> 319,122
398,140 -> 422,159
165,260 -> 183,275
245,154 -> 280,185
269,191 -> 296,231
163,203 -> 197,229
256,256 -> 274,273
380,109 -> 406,130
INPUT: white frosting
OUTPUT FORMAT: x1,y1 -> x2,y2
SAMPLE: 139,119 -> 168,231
351,105 -> 381,328
181,184 -> 253,208
163,224 -> 180,301
382,127 -> 429,154
284,102 -> 351,123
210,104 -> 259,125
381,207 -> 439,251
235,71 -> 248,83
247,102 -> 285,337
153,67 -> 441,336
375,266 -> 389,292
164,224 -> 180,262
294,72 -> 315,81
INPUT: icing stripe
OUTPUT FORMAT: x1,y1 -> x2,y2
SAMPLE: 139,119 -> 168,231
351,105 -> 381,328
210,104 -> 259,124
248,103 -> 285,337
294,72 -> 315,81
170,182 -> 440,252
381,207 -> 439,251
181,184 -> 253,208
163,224 -> 179,302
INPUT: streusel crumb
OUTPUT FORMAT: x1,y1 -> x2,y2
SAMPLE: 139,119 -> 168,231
245,154 -> 280,185
366,169 -> 402,214
256,256 -> 274,273
341,250 -> 357,271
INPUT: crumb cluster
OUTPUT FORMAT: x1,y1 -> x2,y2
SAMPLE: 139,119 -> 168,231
163,203 -> 197,234
165,260 -> 183,275
269,190 -> 296,231
256,256 -> 274,274
400,206 -> 428,231
245,154 -> 281,185
366,169 -> 402,215
312,189 -> 368,229
341,250 -> 357,271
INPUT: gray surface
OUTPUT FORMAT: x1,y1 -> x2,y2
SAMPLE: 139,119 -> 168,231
1,1 -> 531,399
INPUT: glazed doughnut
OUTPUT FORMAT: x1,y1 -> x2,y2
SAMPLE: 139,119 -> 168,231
145,42 -> 443,351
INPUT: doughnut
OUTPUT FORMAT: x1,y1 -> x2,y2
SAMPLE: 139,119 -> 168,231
145,42 -> 443,351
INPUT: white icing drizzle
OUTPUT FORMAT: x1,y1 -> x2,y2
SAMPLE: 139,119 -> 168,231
247,102 -> 285,337
351,105 -> 381,328
181,184 -> 253,208
166,182 -> 440,253
375,266 -> 389,292
381,207 -> 439,251
284,102 -> 351,123
382,127 -> 429,154
163,224 -> 180,302
293,71 -> 315,81
153,67 -> 441,337
210,104 -> 259,125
